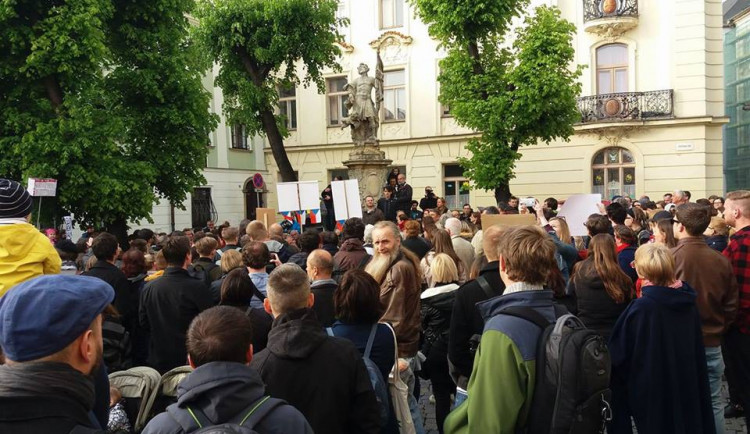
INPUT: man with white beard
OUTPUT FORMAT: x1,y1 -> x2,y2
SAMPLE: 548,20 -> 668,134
365,221 -> 425,433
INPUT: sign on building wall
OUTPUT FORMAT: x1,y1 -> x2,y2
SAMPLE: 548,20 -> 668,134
27,178 -> 57,197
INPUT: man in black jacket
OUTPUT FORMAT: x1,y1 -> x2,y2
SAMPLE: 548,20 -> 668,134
377,186 -> 397,222
448,224 -> 506,406
142,306 -> 312,433
250,263 -> 380,434
140,235 -> 214,373
0,274 -> 114,434
419,186 -> 438,212
306,249 -> 338,327
83,233 -> 136,336
394,173 -> 413,214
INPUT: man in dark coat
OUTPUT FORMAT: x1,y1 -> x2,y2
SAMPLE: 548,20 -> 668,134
0,275 -> 114,434
333,218 -> 370,275
83,233 -> 136,335
394,173 -> 413,215
250,264 -> 380,434
447,225 -> 506,406
307,249 -> 338,327
142,306 -> 312,433
419,186 -> 438,212
377,186 -> 397,222
140,235 -> 214,373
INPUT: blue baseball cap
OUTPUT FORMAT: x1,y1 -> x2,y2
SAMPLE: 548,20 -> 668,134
0,275 -> 115,362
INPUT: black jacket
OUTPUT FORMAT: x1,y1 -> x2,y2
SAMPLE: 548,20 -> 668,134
421,284 -> 459,358
394,183 -> 413,213
402,236 -> 431,260
190,257 -> 222,283
419,194 -> 437,212
250,308 -> 380,434
139,267 -> 214,373
84,261 -> 136,332
142,362 -> 312,434
287,251 -> 310,271
362,207 -> 385,226
447,261 -> 505,384
706,235 -> 728,253
566,264 -> 631,340
311,279 -> 338,327
377,197 -> 397,222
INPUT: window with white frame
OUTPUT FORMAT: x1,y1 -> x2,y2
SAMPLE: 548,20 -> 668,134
380,0 -> 404,29
327,77 -> 349,126
592,147 -> 636,199
443,164 -> 470,210
278,85 -> 297,130
230,124 -> 248,149
596,44 -> 628,94
382,70 -> 406,122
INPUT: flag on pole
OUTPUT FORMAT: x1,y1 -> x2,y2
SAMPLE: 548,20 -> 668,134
306,209 -> 321,224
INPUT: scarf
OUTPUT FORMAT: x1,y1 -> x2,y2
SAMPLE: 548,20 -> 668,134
0,361 -> 95,411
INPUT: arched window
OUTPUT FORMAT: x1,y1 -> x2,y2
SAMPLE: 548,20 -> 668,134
592,147 -> 636,199
596,44 -> 628,94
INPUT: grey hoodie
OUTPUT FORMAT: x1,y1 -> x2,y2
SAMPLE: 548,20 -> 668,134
142,362 -> 312,434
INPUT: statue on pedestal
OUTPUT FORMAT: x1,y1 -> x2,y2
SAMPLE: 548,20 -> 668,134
341,56 -> 384,146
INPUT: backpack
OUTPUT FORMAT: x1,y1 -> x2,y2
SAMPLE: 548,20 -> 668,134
166,395 -> 284,433
192,262 -> 221,287
500,306 -> 612,434
150,365 -> 194,418
326,324 -> 389,427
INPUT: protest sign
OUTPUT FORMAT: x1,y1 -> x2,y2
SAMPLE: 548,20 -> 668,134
557,194 -> 603,237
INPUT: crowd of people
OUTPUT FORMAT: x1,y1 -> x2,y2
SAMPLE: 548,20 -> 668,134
0,175 -> 749,434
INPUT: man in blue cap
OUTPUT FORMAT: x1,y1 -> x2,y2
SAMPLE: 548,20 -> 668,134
0,274 -> 114,433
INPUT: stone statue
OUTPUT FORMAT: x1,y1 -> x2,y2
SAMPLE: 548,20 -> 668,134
342,60 -> 383,145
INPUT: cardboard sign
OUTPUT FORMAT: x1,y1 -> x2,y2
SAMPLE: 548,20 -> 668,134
482,213 -> 537,228
276,181 -> 321,213
27,178 -> 57,197
255,208 -> 277,228
557,194 -> 603,237
331,179 -> 363,221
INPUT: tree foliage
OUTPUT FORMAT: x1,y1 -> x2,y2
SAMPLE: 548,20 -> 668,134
193,0 -> 344,182
411,0 -> 583,202
0,0 -> 217,231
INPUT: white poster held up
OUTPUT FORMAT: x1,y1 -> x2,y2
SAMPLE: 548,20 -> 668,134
557,194 -> 603,237
331,179 -> 363,221
27,178 -> 57,197
276,181 -> 321,213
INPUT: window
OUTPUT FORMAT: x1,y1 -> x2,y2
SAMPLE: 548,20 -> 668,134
327,77 -> 349,126
592,147 -> 636,199
380,0 -> 404,29
230,124 -> 248,150
191,188 -> 215,229
336,1 -> 347,34
441,104 -> 452,117
443,164 -> 470,210
596,44 -> 628,94
278,85 -> 297,130
382,70 -> 406,122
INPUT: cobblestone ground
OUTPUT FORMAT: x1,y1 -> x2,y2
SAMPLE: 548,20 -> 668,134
418,379 -> 747,434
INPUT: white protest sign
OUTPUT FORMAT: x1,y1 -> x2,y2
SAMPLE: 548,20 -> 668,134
298,181 -> 321,211
27,178 -> 57,197
276,181 -> 321,213
557,194 -> 602,237
332,179 -> 363,221
63,216 -> 73,239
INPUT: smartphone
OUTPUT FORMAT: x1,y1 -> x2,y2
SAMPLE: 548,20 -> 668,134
520,198 -> 536,208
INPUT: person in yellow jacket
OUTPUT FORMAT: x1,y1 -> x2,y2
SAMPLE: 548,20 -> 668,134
0,179 -> 61,296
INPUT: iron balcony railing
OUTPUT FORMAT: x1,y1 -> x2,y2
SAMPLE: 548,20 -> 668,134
577,90 -> 674,123
583,0 -> 638,22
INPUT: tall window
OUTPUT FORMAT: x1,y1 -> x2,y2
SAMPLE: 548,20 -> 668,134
596,44 -> 628,94
380,0 -> 404,29
327,77 -> 349,126
278,85 -> 297,130
444,164 -> 470,210
191,187 -> 214,228
592,147 -> 636,199
382,70 -> 406,122
230,124 -> 248,150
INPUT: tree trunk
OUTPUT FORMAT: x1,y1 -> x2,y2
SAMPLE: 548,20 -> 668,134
42,75 -> 64,111
494,183 -> 512,206
105,217 -> 130,251
260,108 -> 298,182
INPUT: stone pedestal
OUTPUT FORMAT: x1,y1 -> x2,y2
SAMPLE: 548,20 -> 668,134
344,145 -> 392,202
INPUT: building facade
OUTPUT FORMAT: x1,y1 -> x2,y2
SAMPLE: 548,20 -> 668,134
724,0 -> 750,192
257,0 -> 727,213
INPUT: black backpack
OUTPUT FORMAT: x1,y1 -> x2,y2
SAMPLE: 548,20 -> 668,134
500,306 -> 612,434
192,262 -> 220,288
166,395 -> 284,434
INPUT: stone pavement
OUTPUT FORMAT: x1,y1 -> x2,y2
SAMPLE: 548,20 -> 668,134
417,379 -> 747,434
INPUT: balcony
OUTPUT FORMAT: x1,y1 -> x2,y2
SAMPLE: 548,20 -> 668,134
577,90 -> 674,124
583,0 -> 638,38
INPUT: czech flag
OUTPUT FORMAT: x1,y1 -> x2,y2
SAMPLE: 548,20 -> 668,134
307,209 -> 321,224
335,220 -> 346,231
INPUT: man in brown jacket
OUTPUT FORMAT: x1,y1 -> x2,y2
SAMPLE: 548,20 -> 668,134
365,220 -> 424,432
672,203 -> 739,433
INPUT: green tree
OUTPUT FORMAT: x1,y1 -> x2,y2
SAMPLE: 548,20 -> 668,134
0,0 -> 217,237
410,0 -> 583,203
193,0 -> 343,183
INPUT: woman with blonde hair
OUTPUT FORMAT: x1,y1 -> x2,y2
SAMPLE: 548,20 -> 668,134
704,216 -> 729,252
609,243 -> 714,434
549,217 -> 572,246
209,249 -> 244,304
420,254 -> 459,433
421,229 -> 467,287
567,234 -> 633,339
